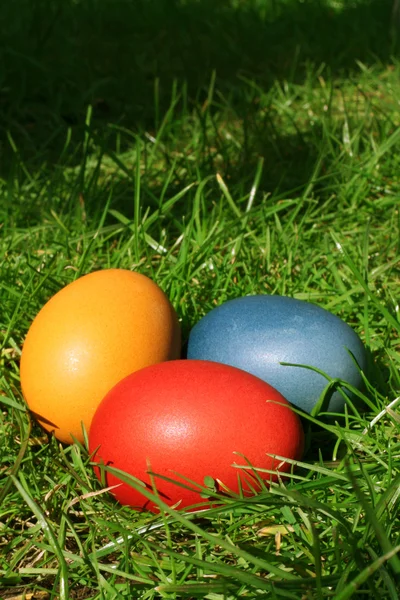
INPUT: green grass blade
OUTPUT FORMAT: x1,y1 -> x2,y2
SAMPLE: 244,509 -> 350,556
10,475 -> 70,600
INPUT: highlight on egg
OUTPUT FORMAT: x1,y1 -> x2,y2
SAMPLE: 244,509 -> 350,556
187,295 -> 367,414
20,269 -> 181,444
89,359 -> 304,512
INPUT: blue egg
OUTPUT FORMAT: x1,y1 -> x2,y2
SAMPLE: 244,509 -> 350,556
187,295 -> 367,414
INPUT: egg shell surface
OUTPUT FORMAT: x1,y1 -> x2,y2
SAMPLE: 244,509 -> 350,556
20,269 -> 181,444
89,359 -> 304,511
187,295 -> 367,414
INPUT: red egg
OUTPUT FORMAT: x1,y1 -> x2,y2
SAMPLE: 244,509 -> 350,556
89,360 -> 304,511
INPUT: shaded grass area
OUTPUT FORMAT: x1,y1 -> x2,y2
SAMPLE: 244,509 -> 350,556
0,0 -> 398,171
1,0 -> 400,598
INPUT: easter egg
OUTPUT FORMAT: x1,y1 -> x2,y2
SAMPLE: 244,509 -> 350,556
187,295 -> 367,414
89,359 -> 304,511
20,269 -> 181,444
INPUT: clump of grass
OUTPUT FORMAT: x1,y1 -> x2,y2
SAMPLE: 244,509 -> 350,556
1,0 -> 400,598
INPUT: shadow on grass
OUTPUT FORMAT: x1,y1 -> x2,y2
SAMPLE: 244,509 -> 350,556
1,0 -> 397,135
0,0 -> 398,218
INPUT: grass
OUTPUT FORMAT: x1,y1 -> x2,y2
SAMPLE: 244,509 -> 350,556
1,0 -> 400,597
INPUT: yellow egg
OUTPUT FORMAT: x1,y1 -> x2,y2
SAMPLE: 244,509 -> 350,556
20,269 -> 181,444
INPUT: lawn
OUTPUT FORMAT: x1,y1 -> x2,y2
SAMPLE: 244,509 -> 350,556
1,0 -> 400,598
